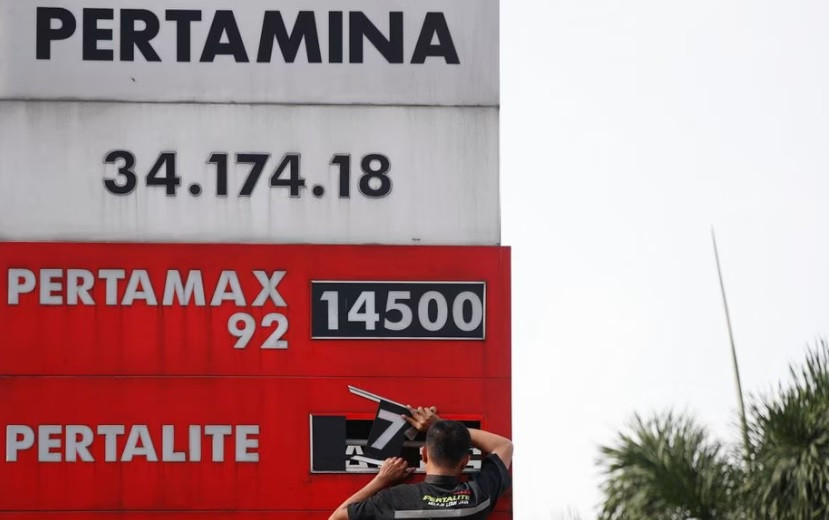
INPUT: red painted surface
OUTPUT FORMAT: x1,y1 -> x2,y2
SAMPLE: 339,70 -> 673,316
0,243 -> 510,378
0,376 -> 511,513
0,243 -> 511,517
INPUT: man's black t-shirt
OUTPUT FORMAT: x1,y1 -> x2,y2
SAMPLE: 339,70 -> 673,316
347,454 -> 511,519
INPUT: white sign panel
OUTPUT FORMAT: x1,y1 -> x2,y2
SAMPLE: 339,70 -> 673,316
0,101 -> 499,244
0,0 -> 499,106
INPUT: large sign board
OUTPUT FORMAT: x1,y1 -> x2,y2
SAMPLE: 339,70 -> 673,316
0,243 -> 511,516
0,0 -> 499,106
0,102 -> 499,244
2,1 -> 507,518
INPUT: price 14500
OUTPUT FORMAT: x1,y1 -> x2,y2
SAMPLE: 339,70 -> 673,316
311,281 -> 485,340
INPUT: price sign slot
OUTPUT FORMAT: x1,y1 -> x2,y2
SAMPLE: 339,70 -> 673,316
311,415 -> 483,474
311,281 -> 486,340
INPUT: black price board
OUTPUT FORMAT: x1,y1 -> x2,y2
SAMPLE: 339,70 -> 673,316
311,281 -> 486,340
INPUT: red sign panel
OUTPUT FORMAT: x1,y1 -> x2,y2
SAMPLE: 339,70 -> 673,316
0,377 -> 510,514
0,243 -> 510,377
0,243 -> 511,517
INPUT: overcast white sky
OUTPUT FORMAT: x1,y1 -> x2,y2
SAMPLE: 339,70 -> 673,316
501,1 -> 829,517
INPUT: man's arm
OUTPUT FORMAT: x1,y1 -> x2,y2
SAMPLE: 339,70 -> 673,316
329,457 -> 413,520
469,428 -> 513,469
403,406 -> 513,468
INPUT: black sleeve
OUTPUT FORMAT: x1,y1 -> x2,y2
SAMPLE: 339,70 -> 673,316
347,488 -> 396,520
472,453 -> 511,507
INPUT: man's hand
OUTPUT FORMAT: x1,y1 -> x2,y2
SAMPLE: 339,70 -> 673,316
403,405 -> 441,432
373,457 -> 414,487
330,457 -> 413,519
330,457 -> 411,519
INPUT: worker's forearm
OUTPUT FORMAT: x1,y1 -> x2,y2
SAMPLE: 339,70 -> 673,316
469,428 -> 511,453
469,428 -> 513,468
333,477 -> 386,515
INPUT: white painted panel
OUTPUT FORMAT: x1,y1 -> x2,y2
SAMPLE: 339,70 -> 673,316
0,102 -> 499,244
0,0 -> 498,106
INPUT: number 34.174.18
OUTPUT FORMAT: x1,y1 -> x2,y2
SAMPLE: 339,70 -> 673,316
102,150 -> 391,199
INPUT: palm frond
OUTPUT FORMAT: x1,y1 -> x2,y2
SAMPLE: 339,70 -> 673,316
597,411 -> 739,520
745,339 -> 829,520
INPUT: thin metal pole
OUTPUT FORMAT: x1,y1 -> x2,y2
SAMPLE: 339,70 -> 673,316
711,228 -> 751,461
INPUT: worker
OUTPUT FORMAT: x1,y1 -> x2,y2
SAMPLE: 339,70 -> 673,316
330,405 -> 512,519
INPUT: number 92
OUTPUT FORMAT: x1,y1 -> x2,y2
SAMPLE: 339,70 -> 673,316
228,312 -> 288,350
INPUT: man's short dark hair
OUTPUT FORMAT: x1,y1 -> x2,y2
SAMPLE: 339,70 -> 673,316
426,420 -> 471,467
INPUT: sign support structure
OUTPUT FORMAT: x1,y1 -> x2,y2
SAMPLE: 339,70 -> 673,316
0,0 -> 508,518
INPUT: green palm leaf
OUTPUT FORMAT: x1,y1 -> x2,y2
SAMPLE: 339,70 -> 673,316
598,412 -> 740,520
745,339 -> 829,520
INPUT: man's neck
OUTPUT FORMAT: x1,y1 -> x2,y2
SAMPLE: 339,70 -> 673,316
425,464 -> 461,478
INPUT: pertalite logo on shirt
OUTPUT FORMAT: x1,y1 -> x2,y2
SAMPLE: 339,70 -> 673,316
421,493 -> 472,507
